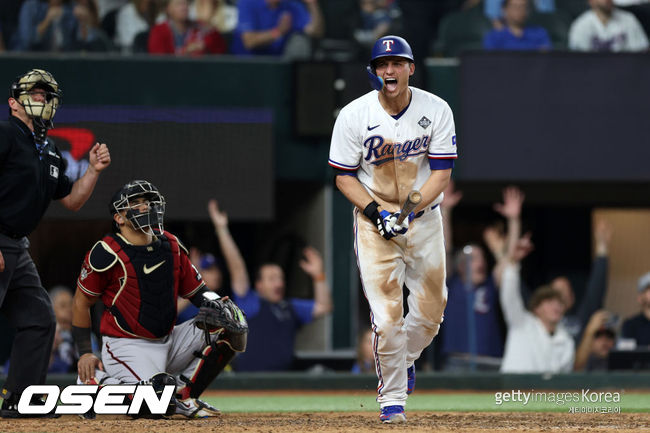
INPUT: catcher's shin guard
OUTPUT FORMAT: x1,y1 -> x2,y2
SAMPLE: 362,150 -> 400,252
179,338 -> 238,399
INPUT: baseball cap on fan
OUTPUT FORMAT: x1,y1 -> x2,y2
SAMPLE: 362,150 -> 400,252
199,253 -> 221,271
638,271 -> 650,292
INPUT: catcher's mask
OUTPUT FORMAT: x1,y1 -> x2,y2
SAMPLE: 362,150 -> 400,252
10,69 -> 61,129
110,180 -> 166,235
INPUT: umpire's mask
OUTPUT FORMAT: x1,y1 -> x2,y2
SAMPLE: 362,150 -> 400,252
10,69 -> 61,129
110,180 -> 166,235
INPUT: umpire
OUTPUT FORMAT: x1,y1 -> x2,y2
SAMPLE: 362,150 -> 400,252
0,69 -> 111,417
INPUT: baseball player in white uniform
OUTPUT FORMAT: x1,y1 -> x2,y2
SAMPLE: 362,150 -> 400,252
328,36 -> 457,423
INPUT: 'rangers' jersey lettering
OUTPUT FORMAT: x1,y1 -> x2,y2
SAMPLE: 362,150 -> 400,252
364,134 -> 430,164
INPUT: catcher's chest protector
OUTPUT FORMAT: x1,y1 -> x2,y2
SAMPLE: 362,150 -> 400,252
104,233 -> 180,339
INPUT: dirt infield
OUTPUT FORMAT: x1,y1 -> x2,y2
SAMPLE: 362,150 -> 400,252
1,412 -> 648,433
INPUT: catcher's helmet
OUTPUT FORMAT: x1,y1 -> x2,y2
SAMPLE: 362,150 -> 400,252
110,180 -> 166,234
366,36 -> 414,91
10,69 -> 61,124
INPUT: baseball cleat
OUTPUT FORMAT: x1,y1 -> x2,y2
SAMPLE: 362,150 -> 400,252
380,405 -> 406,423
0,393 -> 60,419
78,408 -> 96,420
175,397 -> 220,418
407,365 -> 416,395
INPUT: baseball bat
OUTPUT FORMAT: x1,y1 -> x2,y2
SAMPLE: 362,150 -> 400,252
396,190 -> 422,225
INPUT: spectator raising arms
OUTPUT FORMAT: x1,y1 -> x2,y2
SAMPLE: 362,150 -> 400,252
233,247 -> 333,371
199,200 -> 333,371
499,234 -> 576,373
148,0 -> 227,55
551,220 -> 611,342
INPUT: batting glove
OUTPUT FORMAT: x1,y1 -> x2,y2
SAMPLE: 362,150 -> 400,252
363,201 -> 396,240
390,211 -> 415,235
380,210 -> 401,238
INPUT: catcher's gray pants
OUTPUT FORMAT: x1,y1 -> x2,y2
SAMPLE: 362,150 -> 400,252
0,234 -> 56,395
101,321 -> 217,386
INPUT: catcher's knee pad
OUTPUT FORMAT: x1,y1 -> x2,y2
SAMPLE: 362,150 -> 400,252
222,329 -> 247,353
178,340 -> 236,399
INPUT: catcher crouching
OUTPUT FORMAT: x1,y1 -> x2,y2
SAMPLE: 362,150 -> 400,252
71,180 -> 247,418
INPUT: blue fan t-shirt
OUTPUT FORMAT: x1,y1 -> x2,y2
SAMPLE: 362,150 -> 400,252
483,26 -> 551,50
232,0 -> 311,55
232,289 -> 314,371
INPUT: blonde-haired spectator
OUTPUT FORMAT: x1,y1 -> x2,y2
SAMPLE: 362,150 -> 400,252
192,0 -> 238,33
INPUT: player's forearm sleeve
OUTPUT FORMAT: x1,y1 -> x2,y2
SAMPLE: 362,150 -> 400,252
72,325 -> 93,356
189,287 -> 209,307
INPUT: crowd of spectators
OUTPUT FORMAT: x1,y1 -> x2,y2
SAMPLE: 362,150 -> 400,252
0,0 -> 648,56
432,181 -> 650,374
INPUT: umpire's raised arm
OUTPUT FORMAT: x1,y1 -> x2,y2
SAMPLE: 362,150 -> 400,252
60,142 -> 111,211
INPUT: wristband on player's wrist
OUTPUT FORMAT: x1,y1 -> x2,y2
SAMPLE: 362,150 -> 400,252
72,325 -> 93,356
362,201 -> 380,222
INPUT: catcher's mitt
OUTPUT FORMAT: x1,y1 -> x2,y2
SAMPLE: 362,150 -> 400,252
194,293 -> 248,336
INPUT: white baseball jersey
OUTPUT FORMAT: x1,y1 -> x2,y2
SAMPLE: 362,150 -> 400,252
329,87 -> 456,409
328,86 -> 457,211
569,9 -> 649,52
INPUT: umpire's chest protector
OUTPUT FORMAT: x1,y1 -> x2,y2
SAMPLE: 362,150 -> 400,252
92,233 -> 181,339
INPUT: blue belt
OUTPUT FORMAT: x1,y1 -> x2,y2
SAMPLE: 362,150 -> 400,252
414,203 -> 439,219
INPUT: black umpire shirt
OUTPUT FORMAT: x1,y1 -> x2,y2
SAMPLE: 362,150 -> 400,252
0,116 -> 73,238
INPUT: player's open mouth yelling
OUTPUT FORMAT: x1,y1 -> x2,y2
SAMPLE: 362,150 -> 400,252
384,78 -> 398,92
